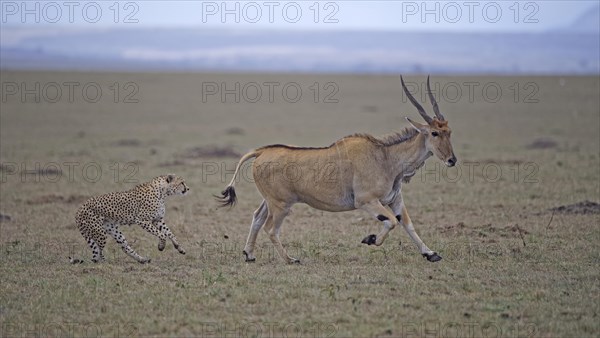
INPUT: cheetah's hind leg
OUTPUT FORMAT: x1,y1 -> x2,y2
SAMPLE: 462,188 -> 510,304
85,237 -> 103,263
78,215 -> 106,263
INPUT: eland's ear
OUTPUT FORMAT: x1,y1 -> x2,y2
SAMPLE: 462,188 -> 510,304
406,117 -> 429,133
166,174 -> 175,183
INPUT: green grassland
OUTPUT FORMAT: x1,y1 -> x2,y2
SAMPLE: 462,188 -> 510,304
0,71 -> 598,337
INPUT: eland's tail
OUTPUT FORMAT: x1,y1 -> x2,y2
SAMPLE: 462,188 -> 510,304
215,150 -> 260,208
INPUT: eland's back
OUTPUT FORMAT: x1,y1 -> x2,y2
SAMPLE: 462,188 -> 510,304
250,135 -> 387,212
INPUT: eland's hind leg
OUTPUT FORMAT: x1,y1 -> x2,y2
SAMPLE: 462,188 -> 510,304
264,202 -> 298,264
243,200 -> 268,262
389,193 -> 440,262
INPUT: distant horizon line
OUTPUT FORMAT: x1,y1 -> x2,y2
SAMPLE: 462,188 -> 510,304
2,24 -> 599,35
3,65 -> 599,77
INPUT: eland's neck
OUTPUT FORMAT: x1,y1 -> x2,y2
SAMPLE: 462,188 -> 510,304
386,132 -> 431,177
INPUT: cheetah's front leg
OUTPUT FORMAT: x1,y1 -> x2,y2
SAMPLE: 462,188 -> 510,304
139,221 -> 168,252
106,224 -> 150,264
156,219 -> 185,254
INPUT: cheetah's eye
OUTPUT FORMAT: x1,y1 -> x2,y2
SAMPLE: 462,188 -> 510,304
431,131 -> 439,137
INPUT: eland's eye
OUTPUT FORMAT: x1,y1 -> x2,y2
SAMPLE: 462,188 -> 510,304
431,131 -> 439,137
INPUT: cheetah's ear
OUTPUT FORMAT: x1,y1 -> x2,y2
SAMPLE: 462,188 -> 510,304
166,174 -> 175,183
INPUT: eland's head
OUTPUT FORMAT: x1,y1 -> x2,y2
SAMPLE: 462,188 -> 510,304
401,76 -> 457,167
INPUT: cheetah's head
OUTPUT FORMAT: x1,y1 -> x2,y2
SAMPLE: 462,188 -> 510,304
160,174 -> 190,196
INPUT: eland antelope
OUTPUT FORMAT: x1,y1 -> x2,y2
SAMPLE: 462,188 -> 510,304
216,76 -> 457,264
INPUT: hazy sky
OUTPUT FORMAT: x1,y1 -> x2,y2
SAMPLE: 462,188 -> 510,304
1,1 -> 597,32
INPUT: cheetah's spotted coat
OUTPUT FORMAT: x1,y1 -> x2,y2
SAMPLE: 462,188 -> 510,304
75,174 -> 189,263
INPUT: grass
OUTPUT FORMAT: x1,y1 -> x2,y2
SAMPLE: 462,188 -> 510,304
0,71 -> 598,337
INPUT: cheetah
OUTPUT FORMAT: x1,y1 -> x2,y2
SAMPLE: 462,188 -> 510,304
75,174 -> 189,263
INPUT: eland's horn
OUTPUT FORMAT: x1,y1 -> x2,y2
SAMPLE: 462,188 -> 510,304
427,75 -> 445,121
401,76 -> 433,125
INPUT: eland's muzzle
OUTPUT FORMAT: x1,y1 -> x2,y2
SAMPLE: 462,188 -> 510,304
446,156 -> 457,167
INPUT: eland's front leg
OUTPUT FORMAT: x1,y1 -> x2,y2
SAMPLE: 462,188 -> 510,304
358,200 -> 399,246
389,195 -> 441,262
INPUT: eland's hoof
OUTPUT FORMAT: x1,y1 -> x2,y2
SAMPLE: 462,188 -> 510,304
361,234 -> 377,245
243,251 -> 256,262
423,252 -> 442,262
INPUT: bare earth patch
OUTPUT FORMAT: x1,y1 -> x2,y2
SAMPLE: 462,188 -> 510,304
179,145 -> 241,158
550,200 -> 600,215
157,159 -> 187,167
113,139 -> 142,147
526,138 -> 558,149
26,194 -> 89,205
475,158 -> 524,165
225,127 -> 246,135
440,222 -> 529,239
